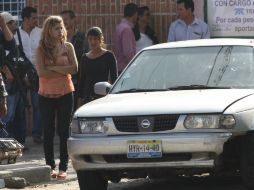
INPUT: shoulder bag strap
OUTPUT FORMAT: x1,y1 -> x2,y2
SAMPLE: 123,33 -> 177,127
16,29 -> 24,53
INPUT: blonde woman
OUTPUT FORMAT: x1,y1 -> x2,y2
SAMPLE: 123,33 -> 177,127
36,15 -> 78,179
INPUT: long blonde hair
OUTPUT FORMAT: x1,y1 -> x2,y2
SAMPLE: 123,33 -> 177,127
39,15 -> 67,61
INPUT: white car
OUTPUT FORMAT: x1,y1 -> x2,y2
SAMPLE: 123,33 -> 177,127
68,39 -> 254,190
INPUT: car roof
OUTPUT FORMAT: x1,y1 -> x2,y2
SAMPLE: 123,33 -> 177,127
144,38 -> 254,50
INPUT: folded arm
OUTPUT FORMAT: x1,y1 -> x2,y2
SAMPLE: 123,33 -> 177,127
36,48 -> 65,78
47,42 -> 78,75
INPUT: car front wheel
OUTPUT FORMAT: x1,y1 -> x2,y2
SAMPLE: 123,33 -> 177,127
77,170 -> 108,190
241,131 -> 254,190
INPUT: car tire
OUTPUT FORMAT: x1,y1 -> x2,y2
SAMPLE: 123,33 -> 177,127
241,131 -> 254,190
77,170 -> 108,190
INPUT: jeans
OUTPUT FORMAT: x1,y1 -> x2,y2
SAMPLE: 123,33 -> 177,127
39,93 -> 73,172
31,89 -> 42,138
2,92 -> 26,144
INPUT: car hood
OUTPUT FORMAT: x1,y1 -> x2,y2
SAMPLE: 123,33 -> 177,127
75,89 -> 254,117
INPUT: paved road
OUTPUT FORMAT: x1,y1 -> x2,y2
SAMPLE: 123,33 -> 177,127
109,176 -> 246,190
22,175 -> 247,190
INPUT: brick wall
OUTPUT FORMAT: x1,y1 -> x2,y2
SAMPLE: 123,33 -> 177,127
26,0 -> 178,49
26,0 -> 204,48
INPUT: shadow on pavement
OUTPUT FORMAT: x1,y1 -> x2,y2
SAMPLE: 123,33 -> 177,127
109,175 -> 246,190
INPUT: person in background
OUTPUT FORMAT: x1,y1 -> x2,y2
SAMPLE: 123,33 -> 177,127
1,12 -> 18,34
36,15 -> 78,179
0,14 -> 16,118
17,6 -> 42,143
78,27 -> 117,105
0,12 -> 27,146
60,10 -> 88,110
167,0 -> 210,42
114,3 -> 138,74
1,12 -> 18,81
133,6 -> 159,53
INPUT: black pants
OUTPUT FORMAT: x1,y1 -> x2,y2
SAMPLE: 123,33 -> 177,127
73,84 -> 78,111
39,93 -> 73,172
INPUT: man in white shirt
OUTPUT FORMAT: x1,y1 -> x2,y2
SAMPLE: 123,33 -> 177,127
15,6 -> 42,144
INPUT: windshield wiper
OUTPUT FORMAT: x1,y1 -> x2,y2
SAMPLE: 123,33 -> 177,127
115,85 -> 231,93
168,85 -> 231,90
115,88 -> 166,94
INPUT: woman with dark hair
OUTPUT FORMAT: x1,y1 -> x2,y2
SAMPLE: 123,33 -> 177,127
133,6 -> 159,53
78,27 -> 118,104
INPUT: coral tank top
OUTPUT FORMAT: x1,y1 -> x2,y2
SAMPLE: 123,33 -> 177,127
39,45 -> 74,98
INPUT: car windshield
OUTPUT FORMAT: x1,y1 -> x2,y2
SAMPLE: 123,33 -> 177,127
111,46 -> 254,94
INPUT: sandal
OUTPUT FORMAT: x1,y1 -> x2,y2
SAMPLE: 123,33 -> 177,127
51,169 -> 57,178
57,170 -> 67,179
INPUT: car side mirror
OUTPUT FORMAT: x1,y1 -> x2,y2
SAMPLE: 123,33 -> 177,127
94,82 -> 112,96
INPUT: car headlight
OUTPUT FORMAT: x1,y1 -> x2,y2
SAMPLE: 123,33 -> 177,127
71,118 -> 109,134
70,118 -> 79,134
184,114 -> 235,129
220,115 -> 236,129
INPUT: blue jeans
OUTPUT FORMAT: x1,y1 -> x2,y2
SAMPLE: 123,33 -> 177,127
2,92 -> 26,144
31,89 -> 42,138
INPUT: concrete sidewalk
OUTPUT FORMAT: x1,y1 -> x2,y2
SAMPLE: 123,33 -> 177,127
0,137 -> 77,189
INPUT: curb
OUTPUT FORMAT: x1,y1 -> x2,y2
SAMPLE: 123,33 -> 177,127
0,163 -> 51,185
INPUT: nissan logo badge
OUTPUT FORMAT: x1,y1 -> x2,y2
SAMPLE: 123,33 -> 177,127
141,119 -> 151,129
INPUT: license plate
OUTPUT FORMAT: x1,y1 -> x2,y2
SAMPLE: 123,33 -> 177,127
127,140 -> 162,158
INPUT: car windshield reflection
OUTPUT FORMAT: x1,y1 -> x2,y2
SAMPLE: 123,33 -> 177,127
111,46 -> 254,94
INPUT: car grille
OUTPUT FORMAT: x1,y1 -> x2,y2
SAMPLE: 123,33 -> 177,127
113,115 -> 180,132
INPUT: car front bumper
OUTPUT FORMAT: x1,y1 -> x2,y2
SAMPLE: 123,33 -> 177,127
68,132 -> 232,171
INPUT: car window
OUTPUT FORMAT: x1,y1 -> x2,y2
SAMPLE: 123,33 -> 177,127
111,46 -> 254,93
